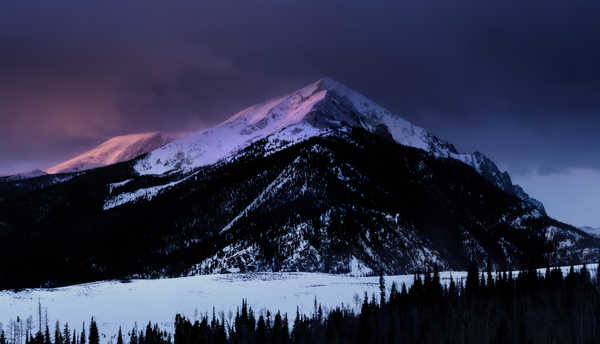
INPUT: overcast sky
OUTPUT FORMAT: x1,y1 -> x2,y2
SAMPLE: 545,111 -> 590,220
2,0 -> 599,227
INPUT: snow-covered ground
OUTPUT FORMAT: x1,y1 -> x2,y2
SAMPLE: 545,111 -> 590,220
0,272 -> 464,343
1,266 -> 596,343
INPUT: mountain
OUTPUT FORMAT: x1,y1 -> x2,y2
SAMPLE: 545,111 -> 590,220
135,78 -> 545,213
581,226 -> 600,238
0,169 -> 47,182
46,132 -> 172,174
0,78 -> 595,289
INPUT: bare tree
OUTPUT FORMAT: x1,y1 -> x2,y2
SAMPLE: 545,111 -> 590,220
38,300 -> 42,334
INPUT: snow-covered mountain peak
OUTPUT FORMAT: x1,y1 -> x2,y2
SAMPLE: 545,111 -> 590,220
135,78 -> 436,175
221,78 -> 330,132
47,132 -> 172,174
221,77 -> 415,135
132,78 -> 545,213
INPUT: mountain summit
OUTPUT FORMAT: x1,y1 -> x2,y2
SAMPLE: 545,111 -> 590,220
136,78 -> 450,175
136,78 -> 544,213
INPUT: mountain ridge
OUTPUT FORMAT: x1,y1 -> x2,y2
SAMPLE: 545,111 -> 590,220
46,132 -> 172,174
0,169 -> 47,181
135,77 -> 544,213
581,226 -> 600,238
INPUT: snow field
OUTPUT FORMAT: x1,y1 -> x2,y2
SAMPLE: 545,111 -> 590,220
0,272 -> 460,343
2,265 -> 596,343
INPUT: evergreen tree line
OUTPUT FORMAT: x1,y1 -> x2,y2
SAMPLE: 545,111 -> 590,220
171,265 -> 600,344
1,317 -> 100,344
4,264 -> 600,344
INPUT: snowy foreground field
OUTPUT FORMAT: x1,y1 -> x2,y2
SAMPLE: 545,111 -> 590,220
0,272 -> 464,342
1,266 -> 595,343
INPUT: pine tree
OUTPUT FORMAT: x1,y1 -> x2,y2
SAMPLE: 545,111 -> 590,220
266,310 -> 271,329
88,319 -> 99,344
117,328 -> 123,344
62,324 -> 71,344
486,258 -> 494,289
282,314 -> 289,342
389,282 -> 398,304
317,305 -> 323,323
580,264 -> 591,282
466,263 -> 479,297
432,266 -> 442,300
0,330 -> 5,344
291,308 -> 301,343
38,301 -> 43,334
143,323 -> 151,344
129,326 -> 138,344
448,276 -> 457,301
596,261 -> 600,287
272,312 -> 288,344
44,325 -> 50,344
79,323 -> 85,344
34,330 -> 44,344
401,283 -> 408,298
211,307 -> 217,328
54,322 -> 62,344
256,315 -> 266,344
361,291 -> 370,315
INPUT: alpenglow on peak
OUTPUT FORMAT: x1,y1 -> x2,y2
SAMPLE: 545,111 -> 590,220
133,78 -> 544,214
135,78 -> 447,175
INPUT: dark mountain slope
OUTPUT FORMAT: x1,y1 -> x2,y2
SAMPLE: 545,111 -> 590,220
0,128 -> 596,289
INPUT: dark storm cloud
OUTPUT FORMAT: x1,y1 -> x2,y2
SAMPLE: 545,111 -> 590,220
2,0 -> 600,176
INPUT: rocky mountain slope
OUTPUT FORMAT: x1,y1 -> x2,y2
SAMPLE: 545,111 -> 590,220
581,226 -> 600,238
0,78 -> 594,289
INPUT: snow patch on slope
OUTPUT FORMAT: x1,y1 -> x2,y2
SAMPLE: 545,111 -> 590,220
103,174 -> 196,210
108,179 -> 133,194
219,160 -> 299,234
546,225 -> 583,249
348,256 -> 373,276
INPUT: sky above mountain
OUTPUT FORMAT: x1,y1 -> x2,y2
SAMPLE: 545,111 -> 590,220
2,0 -> 599,226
